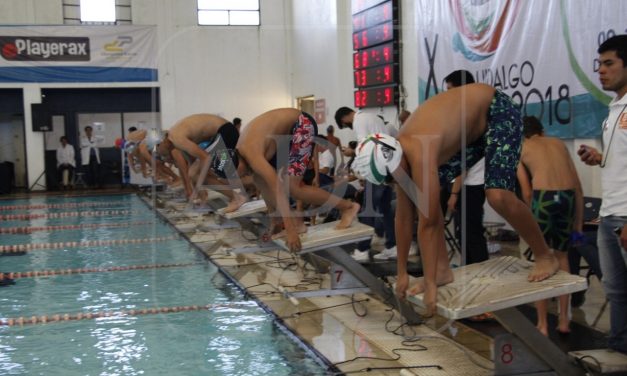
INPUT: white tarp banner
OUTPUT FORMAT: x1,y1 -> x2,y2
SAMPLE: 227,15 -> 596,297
0,25 -> 157,83
416,0 -> 626,138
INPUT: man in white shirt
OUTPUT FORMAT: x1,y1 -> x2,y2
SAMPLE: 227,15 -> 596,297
80,125 -> 104,188
578,34 -> 627,354
56,136 -> 75,190
335,107 -> 398,261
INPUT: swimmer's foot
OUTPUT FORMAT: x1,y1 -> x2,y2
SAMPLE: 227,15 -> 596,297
536,322 -> 549,337
336,202 -> 360,229
222,193 -> 247,214
407,268 -> 454,317
557,316 -> 571,335
528,253 -> 560,282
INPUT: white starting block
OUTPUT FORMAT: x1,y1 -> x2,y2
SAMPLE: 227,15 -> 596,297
273,221 -> 374,298
406,256 -> 586,320
270,220 -> 421,324
174,221 -> 198,233
273,220 -> 374,254
218,199 -> 267,219
407,256 -> 588,376
211,200 -> 422,324
569,349 -> 627,375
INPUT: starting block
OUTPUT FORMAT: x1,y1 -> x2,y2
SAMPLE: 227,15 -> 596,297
218,199 -> 267,219
407,256 -> 588,376
273,220 -> 374,254
211,200 -> 422,324
569,349 -> 627,375
271,220 -> 422,324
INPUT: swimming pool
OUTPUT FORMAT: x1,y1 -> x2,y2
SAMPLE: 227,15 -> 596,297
0,194 -> 328,375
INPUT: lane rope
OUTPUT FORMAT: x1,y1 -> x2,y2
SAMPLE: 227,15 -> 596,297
0,236 -> 178,254
0,221 -> 156,234
6,262 -> 203,279
1,302 -> 255,327
0,210 -> 138,221
0,201 -> 128,211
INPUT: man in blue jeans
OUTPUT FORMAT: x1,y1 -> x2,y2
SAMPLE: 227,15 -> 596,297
578,34 -> 627,354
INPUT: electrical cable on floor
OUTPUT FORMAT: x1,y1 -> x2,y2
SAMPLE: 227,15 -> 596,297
574,354 -> 602,374
332,345 -> 432,370
372,283 -> 495,371
279,299 -> 370,320
217,257 -> 296,267
351,294 -> 368,317
333,364 -> 442,375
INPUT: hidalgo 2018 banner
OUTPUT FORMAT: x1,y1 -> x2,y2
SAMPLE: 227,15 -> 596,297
0,25 -> 157,83
416,0 -> 626,138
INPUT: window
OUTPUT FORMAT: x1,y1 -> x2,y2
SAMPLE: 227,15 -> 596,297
198,0 -> 260,26
63,0 -> 132,25
80,0 -> 115,22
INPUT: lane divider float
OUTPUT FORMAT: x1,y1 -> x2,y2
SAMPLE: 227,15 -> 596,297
1,302 -> 253,326
0,236 -> 178,254
5,262 -> 203,279
0,210 -> 138,221
0,221 -> 156,234
0,201 -> 128,211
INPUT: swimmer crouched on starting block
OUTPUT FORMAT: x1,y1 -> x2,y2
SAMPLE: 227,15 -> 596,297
235,108 -> 360,252
353,83 -> 560,317
125,130 -> 181,186
156,114 -> 247,211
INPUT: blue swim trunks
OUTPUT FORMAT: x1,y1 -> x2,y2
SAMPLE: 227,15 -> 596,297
439,90 -> 522,191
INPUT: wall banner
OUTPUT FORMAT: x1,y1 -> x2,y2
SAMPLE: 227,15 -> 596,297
0,25 -> 157,83
416,0 -> 626,138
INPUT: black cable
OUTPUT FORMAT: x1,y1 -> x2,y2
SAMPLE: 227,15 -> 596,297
335,364 -> 442,375
574,354 -> 602,374
332,345 -> 429,368
279,299 -> 370,320
351,294 -> 368,317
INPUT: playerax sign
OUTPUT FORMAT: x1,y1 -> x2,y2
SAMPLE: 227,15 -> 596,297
0,36 -> 90,61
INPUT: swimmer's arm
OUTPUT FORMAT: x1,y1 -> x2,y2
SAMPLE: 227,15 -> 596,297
395,182 -> 414,278
244,152 -> 298,246
127,152 -> 140,173
170,135 -> 208,164
413,160 -> 446,289
137,147 -> 152,177
171,149 -> 192,198
516,164 -> 533,206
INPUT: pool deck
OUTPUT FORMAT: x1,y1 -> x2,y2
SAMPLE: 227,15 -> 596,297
145,192 -> 495,375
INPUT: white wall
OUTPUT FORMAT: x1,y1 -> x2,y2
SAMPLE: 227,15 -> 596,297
133,0 -> 293,129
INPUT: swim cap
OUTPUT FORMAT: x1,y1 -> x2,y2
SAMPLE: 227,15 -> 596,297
353,133 -> 402,184
114,138 -> 124,149
144,128 -> 162,150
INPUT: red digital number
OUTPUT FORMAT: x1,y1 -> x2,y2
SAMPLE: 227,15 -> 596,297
360,31 -> 368,49
383,46 -> 390,61
385,88 -> 391,103
383,23 -> 391,39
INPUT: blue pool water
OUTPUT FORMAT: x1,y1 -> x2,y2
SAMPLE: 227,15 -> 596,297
0,194 -> 328,375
